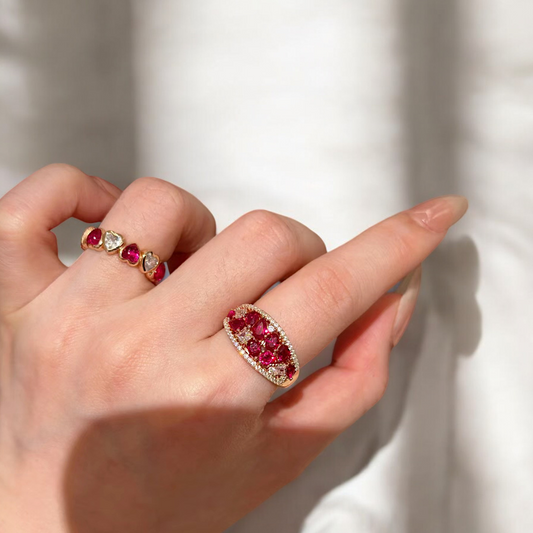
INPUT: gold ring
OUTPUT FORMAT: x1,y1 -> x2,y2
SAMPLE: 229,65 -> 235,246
223,304 -> 300,387
81,226 -> 166,285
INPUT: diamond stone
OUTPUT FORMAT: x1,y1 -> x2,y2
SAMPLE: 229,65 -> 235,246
268,365 -> 285,377
143,252 -> 159,272
104,231 -> 123,252
237,330 -> 253,343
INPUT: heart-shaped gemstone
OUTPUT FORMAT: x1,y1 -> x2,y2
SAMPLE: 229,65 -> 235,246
86,228 -> 102,247
120,243 -> 140,265
150,263 -> 166,284
142,251 -> 159,273
104,231 -> 123,252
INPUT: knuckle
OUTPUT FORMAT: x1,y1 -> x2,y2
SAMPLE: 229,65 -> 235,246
365,369 -> 390,408
376,212 -> 424,264
306,259 -> 360,321
127,176 -> 187,213
242,209 -> 299,256
0,163 -> 85,240
0,200 -> 26,241
37,163 -> 83,178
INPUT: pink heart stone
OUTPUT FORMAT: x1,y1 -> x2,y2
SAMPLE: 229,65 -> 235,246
87,228 -> 102,246
121,243 -> 140,264
227,310 -> 236,319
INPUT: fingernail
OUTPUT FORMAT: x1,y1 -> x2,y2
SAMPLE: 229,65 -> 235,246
409,195 -> 468,233
391,264 -> 422,347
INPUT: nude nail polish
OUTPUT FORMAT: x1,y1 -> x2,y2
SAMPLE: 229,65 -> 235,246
409,195 -> 468,233
391,264 -> 422,346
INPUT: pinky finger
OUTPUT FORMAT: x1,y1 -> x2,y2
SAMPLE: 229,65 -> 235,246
261,265 -> 422,457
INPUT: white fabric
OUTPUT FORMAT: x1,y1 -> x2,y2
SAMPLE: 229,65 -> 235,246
1,1 -> 532,532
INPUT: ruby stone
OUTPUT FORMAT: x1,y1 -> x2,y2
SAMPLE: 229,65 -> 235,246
121,243 -> 140,264
265,332 -> 280,350
247,339 -> 261,357
259,350 -> 274,366
245,311 -> 261,326
276,344 -> 291,364
227,310 -> 236,319
152,263 -> 165,283
87,228 -> 102,246
229,318 -> 246,332
285,363 -> 296,379
252,319 -> 268,340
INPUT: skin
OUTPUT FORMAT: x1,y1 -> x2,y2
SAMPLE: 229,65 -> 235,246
0,164 -> 468,532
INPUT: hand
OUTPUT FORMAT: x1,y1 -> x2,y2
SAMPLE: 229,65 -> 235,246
0,164 -> 467,532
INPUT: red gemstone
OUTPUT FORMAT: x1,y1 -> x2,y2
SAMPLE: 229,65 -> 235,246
227,309 -> 236,318
229,318 -> 246,332
121,243 -> 140,264
245,311 -> 261,326
276,344 -> 291,364
259,350 -> 274,366
285,363 -> 296,380
152,263 -> 166,284
265,332 -> 280,350
247,339 -> 261,357
87,228 -> 102,246
252,319 -> 268,339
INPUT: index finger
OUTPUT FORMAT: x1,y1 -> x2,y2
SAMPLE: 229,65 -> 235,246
253,195 -> 468,367
209,194 -> 467,400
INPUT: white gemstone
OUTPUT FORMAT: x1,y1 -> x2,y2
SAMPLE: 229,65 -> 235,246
237,330 -> 253,343
104,231 -> 123,251
143,252 -> 159,272
268,365 -> 285,377
267,324 -> 275,332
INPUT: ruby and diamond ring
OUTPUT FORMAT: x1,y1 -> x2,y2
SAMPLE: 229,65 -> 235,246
223,304 -> 300,387
81,226 -> 166,285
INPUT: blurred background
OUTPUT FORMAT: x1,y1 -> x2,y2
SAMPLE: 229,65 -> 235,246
0,1 -> 531,532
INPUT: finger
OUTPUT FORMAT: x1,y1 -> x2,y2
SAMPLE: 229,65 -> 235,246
209,194 -> 466,402
76,176 -> 216,298
157,210 -> 327,338
261,265 -> 422,454
0,164 -> 121,312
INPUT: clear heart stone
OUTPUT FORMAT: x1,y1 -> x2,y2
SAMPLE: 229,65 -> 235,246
143,252 -> 159,272
104,231 -> 123,251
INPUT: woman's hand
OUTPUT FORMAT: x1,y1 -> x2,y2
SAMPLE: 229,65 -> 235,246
0,164 -> 467,533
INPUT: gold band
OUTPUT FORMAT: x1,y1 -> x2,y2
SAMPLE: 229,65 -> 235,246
223,304 -> 300,387
80,226 -> 166,285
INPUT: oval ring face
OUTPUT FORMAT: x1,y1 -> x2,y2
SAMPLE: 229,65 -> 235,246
223,303 -> 299,388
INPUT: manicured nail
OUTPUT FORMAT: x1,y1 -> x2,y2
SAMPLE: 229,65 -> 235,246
391,264 -> 422,347
409,195 -> 468,233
